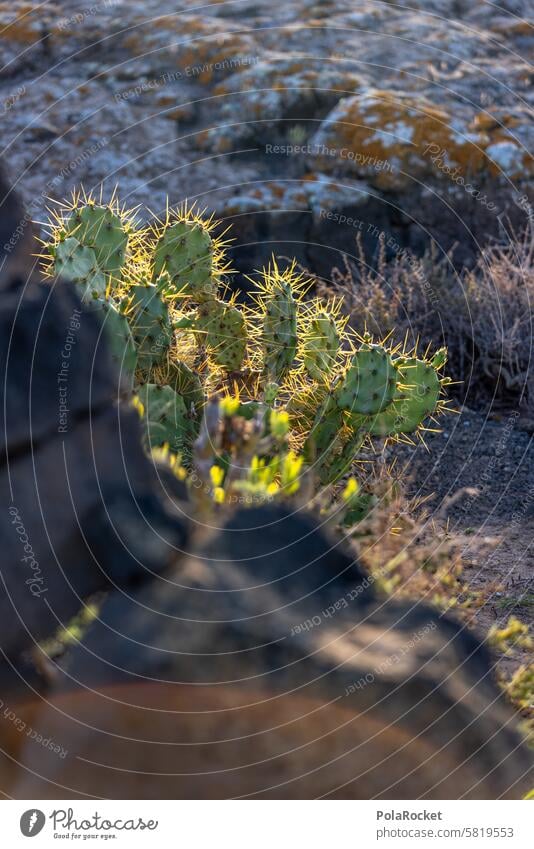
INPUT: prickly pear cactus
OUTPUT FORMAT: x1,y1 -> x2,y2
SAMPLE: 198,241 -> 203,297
54,237 -> 106,301
127,282 -> 173,372
196,299 -> 247,371
261,275 -> 298,383
152,219 -> 217,300
336,343 -> 397,415
368,356 -> 442,436
301,311 -> 340,381
65,203 -> 128,277
41,190 -> 451,525
137,383 -> 197,459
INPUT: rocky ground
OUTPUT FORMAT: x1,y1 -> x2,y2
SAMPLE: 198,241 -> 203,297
1,1 -> 533,640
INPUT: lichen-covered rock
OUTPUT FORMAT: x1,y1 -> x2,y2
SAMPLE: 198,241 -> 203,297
310,88 -> 532,189
196,56 -> 363,151
121,14 -> 257,84
0,0 -> 531,271
221,174 -> 373,218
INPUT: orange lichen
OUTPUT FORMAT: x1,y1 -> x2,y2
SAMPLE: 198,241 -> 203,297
314,89 -> 531,187
121,14 -> 254,80
0,2 -> 43,44
471,112 -> 521,132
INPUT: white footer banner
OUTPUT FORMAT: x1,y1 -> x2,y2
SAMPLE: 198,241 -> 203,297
1,800 -> 531,846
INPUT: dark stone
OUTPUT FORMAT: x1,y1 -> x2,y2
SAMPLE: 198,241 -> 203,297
0,277 -> 125,456
0,505 -> 529,799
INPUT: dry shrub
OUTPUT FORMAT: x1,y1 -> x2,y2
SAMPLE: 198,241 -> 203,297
465,225 -> 534,408
321,224 -> 534,413
322,235 -> 454,348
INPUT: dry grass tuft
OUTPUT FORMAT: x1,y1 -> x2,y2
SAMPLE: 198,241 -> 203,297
320,224 -> 534,414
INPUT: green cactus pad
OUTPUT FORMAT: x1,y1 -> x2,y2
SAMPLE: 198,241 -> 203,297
137,383 -> 196,458
367,356 -> 441,436
152,220 -> 217,300
262,279 -> 297,382
54,237 -> 107,301
336,344 -> 397,416
302,312 -> 339,381
66,204 -> 128,277
128,283 -> 173,371
304,395 -> 363,484
91,298 -> 137,376
196,299 -> 247,371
